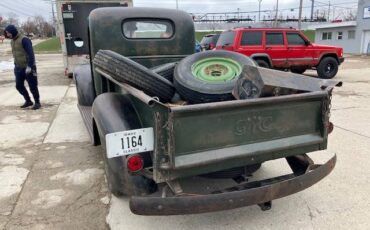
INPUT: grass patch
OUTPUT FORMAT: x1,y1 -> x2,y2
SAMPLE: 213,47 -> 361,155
195,31 -> 222,42
33,37 -> 62,53
302,30 -> 315,42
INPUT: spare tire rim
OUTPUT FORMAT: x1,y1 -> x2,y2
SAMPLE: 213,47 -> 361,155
191,57 -> 242,82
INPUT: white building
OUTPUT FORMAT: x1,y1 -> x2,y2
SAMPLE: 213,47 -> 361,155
309,0 -> 370,54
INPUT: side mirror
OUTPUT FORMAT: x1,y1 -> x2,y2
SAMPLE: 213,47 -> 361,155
305,40 -> 311,46
74,37 -> 84,47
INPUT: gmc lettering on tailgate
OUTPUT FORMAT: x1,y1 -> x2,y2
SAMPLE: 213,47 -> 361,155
234,115 -> 274,136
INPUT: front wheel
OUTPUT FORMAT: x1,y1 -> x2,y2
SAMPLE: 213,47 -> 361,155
317,57 -> 339,79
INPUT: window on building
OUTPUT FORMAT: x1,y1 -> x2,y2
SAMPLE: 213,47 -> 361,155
348,30 -> 356,39
266,32 -> 284,45
287,33 -> 306,45
322,32 -> 332,40
337,31 -> 343,40
240,31 -> 263,46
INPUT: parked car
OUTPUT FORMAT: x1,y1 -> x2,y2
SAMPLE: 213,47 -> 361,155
200,33 -> 220,50
215,28 -> 344,79
195,40 -> 202,52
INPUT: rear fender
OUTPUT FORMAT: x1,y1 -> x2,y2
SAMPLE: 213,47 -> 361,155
250,53 -> 272,67
92,93 -> 143,173
74,64 -> 96,106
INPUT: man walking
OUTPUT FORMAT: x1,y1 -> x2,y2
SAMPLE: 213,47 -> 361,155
4,25 -> 41,110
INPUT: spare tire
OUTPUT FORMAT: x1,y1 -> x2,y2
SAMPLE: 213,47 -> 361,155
93,50 -> 175,103
174,50 -> 255,104
150,62 -> 177,82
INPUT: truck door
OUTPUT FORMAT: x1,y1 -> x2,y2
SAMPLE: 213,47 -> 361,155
62,2 -> 123,55
237,31 -> 264,56
286,32 -> 313,67
265,31 -> 287,68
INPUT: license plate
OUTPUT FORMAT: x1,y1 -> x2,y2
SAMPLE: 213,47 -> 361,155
105,128 -> 154,159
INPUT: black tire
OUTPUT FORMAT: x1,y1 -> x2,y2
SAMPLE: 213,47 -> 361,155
150,62 -> 177,82
74,64 -> 95,106
255,59 -> 270,68
317,57 -> 338,79
290,67 -> 306,74
174,50 -> 256,104
93,50 -> 175,102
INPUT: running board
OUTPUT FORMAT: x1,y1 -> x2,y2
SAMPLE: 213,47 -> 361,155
78,105 -> 95,145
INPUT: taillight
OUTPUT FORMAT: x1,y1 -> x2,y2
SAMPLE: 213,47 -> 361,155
328,122 -> 334,134
127,154 -> 144,172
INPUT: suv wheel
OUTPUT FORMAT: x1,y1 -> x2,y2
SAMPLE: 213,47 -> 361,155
317,57 -> 338,79
255,59 -> 270,68
290,67 -> 306,74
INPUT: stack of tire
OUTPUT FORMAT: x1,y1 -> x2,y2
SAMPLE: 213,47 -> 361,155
93,50 -> 257,104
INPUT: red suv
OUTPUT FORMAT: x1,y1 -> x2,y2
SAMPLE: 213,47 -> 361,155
215,28 -> 344,79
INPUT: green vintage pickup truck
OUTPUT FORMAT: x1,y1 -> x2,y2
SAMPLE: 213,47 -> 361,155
74,7 -> 339,215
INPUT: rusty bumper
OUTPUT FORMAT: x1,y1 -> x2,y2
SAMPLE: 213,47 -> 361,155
130,154 -> 336,215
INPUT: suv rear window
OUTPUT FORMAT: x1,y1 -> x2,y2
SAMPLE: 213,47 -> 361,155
266,32 -> 284,45
240,31 -> 262,46
216,31 -> 236,46
287,33 -> 306,45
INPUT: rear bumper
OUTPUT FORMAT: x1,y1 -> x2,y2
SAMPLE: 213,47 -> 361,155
339,57 -> 344,64
130,154 -> 336,215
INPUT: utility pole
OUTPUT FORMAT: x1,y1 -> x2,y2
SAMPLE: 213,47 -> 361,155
51,0 -> 55,37
258,0 -> 262,22
176,0 -> 178,10
274,0 -> 279,27
328,1 -> 331,21
298,0 -> 303,30
310,0 -> 315,21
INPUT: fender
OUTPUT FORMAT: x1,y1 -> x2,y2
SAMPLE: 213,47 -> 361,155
74,64 -> 96,106
250,53 -> 273,67
92,93 -> 142,172
316,52 -> 339,66
92,93 -> 142,143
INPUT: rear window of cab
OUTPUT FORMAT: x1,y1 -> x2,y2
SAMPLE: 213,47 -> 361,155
122,19 -> 174,39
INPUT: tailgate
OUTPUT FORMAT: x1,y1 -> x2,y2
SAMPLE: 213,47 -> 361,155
161,91 -> 329,180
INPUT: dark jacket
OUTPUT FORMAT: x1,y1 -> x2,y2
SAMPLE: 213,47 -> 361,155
5,25 -> 35,68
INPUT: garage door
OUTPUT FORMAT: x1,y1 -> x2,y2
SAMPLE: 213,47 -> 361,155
362,30 -> 370,55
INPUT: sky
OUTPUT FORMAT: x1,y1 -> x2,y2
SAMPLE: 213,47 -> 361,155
0,0 -> 359,22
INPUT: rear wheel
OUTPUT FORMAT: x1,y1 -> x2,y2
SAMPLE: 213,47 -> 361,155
317,57 -> 338,79
290,67 -> 306,74
255,59 -> 270,68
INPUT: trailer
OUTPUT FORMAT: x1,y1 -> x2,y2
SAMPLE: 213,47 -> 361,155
55,0 -> 133,77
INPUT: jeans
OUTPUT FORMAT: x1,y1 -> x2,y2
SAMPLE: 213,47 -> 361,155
14,66 -> 40,103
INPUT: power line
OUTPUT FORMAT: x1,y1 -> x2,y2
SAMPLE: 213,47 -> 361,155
0,2 -> 33,17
